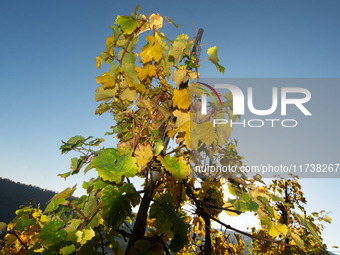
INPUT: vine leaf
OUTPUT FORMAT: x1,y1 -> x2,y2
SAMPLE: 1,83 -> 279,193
61,244 -> 76,255
149,14 -> 163,29
115,15 -> 139,35
207,46 -> 225,74
134,143 -> 153,172
140,35 -> 162,63
261,215 -> 288,238
101,184 -> 140,229
168,42 -> 186,66
172,69 -> 188,88
121,88 -> 137,101
149,194 -> 188,252
191,121 -> 216,151
128,240 -> 154,255
95,86 -> 117,102
96,70 -> 118,89
76,228 -> 95,245
173,88 -> 190,109
135,64 -> 157,81
39,219 -> 66,245
290,231 -> 304,248
295,213 -> 319,238
165,16 -> 179,28
92,148 -> 138,183
157,155 -> 190,181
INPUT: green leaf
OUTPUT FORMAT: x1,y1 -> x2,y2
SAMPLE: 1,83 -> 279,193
84,161 -> 94,174
154,140 -> 164,156
15,206 -> 33,217
115,15 -> 139,35
229,199 -> 247,212
149,194 -> 188,252
101,184 -> 140,229
157,155 -> 190,182
0,222 -> 7,230
79,228 -> 95,245
81,193 -> 103,229
65,219 -> 82,242
261,215 -> 287,237
61,244 -> 76,255
247,200 -> 259,212
128,240 -> 154,255
16,218 -> 35,231
272,195 -> 284,202
242,194 -> 250,201
228,185 -> 237,196
257,196 -> 269,205
95,86 -> 117,102
93,179 -> 107,190
165,16 -> 179,28
124,63 -> 138,83
92,148 -> 138,183
114,111 -> 127,122
70,157 -> 84,174
291,232 -> 304,248
95,103 -> 111,115
44,198 -> 67,213
60,135 -> 85,154
58,172 -> 71,179
207,46 -> 225,74
295,213 -> 319,238
40,219 -> 66,245
265,205 -> 275,219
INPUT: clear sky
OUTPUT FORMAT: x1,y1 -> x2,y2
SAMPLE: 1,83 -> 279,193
0,0 -> 339,251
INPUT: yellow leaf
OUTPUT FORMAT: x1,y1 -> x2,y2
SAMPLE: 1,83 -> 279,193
173,88 -> 190,109
214,112 -> 233,146
96,71 -> 117,89
157,155 -> 190,181
224,202 -> 239,217
95,56 -> 102,70
105,35 -> 115,56
95,86 -> 117,102
172,110 -> 190,128
325,215 -> 332,223
134,143 -> 153,172
191,121 -> 216,150
149,14 -> 163,29
207,46 -> 225,74
172,69 -> 188,88
135,64 -> 157,81
132,82 -> 146,94
121,88 -> 137,101
140,35 -> 162,63
168,120 -> 190,149
290,232 -> 304,248
168,41 -> 186,66
268,223 -> 288,237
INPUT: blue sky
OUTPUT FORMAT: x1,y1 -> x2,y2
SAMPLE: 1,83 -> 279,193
0,0 -> 339,251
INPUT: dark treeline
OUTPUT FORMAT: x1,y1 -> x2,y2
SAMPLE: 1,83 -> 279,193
0,177 -> 56,224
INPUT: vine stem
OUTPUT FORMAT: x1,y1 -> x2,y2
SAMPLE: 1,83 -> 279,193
9,230 -> 28,250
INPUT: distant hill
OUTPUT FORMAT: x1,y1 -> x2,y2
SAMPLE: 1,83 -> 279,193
0,177 -> 56,224
0,178 -> 336,254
